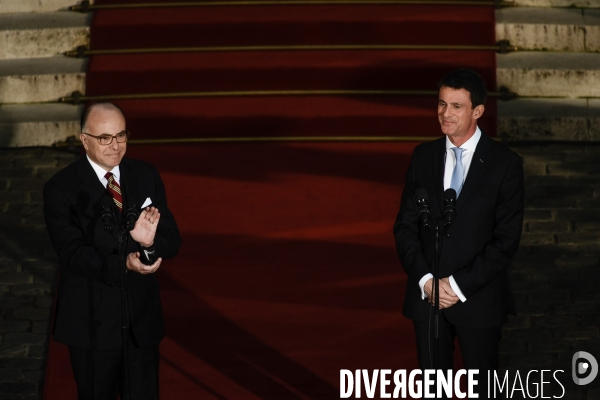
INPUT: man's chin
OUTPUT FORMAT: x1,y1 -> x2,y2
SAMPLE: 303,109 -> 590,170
103,157 -> 123,168
439,124 -> 455,136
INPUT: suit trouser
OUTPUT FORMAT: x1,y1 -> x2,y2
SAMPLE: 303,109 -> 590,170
68,332 -> 159,400
413,313 -> 502,400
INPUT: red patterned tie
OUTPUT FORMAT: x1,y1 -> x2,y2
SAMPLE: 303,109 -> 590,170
105,172 -> 123,212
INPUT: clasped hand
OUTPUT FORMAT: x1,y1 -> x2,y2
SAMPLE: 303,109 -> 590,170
127,207 -> 162,274
424,278 -> 459,309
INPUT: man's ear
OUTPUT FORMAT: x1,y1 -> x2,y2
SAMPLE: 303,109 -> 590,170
473,104 -> 485,120
80,134 -> 88,151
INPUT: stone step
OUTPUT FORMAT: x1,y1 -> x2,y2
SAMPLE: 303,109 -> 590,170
0,56 -> 86,103
85,50 -> 495,95
0,104 -> 82,147
496,8 -> 600,52
511,0 -> 600,7
90,6 -> 495,50
497,98 -> 600,140
496,52 -> 600,98
0,0 -> 596,12
0,0 -> 85,14
0,12 -> 90,59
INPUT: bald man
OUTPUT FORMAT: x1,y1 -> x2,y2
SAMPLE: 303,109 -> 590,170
44,103 -> 181,399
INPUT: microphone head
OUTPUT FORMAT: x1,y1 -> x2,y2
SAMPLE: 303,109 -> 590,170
126,204 -> 139,218
443,189 -> 456,230
444,188 -> 457,201
101,197 -> 113,217
101,197 -> 114,233
125,204 -> 139,231
415,188 -> 429,201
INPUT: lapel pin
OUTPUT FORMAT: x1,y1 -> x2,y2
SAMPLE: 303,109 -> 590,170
480,159 -> 483,163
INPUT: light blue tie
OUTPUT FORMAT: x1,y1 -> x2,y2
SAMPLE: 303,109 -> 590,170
450,147 -> 465,197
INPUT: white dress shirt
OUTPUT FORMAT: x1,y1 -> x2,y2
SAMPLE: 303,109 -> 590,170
87,155 -> 121,188
418,127 -> 482,303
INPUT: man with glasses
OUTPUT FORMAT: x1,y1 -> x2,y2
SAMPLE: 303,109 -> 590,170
43,102 -> 181,399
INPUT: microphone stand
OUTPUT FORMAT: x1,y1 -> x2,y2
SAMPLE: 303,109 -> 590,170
428,217 -> 441,400
117,223 -> 131,400
433,220 -> 441,373
433,191 -> 455,397
417,188 -> 455,398
103,207 -> 132,400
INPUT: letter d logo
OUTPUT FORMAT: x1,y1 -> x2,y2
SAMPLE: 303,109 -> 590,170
572,351 -> 598,386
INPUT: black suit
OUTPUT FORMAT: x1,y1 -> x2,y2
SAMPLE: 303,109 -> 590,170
43,156 -> 181,397
393,134 -> 524,395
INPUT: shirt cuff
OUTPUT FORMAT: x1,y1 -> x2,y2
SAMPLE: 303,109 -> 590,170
418,273 -> 433,300
449,275 -> 467,302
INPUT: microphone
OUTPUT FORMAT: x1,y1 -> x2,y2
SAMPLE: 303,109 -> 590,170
415,188 -> 431,231
443,189 -> 457,231
101,197 -> 115,234
125,204 -> 139,232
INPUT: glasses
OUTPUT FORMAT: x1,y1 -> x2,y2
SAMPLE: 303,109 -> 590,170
83,130 -> 130,146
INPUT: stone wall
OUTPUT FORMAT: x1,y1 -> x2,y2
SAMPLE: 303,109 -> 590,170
0,148 -> 77,400
502,143 -> 600,399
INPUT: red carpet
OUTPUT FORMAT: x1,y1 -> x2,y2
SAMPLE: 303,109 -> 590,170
45,2 -> 494,398
84,3 -> 497,138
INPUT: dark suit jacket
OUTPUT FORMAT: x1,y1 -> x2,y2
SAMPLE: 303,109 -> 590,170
44,156 -> 181,350
393,133 -> 524,328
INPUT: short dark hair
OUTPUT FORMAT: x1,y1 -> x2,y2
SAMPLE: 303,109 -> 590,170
80,102 -> 125,132
438,69 -> 487,108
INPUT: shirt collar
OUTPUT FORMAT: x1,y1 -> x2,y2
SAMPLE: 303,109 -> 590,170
445,126 -> 481,152
86,155 -> 120,185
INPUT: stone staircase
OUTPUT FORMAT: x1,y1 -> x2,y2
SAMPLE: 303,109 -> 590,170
512,0 -> 599,6
496,5 -> 600,141
0,2 -> 87,398
0,0 -> 88,148
2,2 -> 600,146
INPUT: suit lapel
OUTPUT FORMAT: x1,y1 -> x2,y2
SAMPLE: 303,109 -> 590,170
76,156 -> 106,206
456,134 -> 492,213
